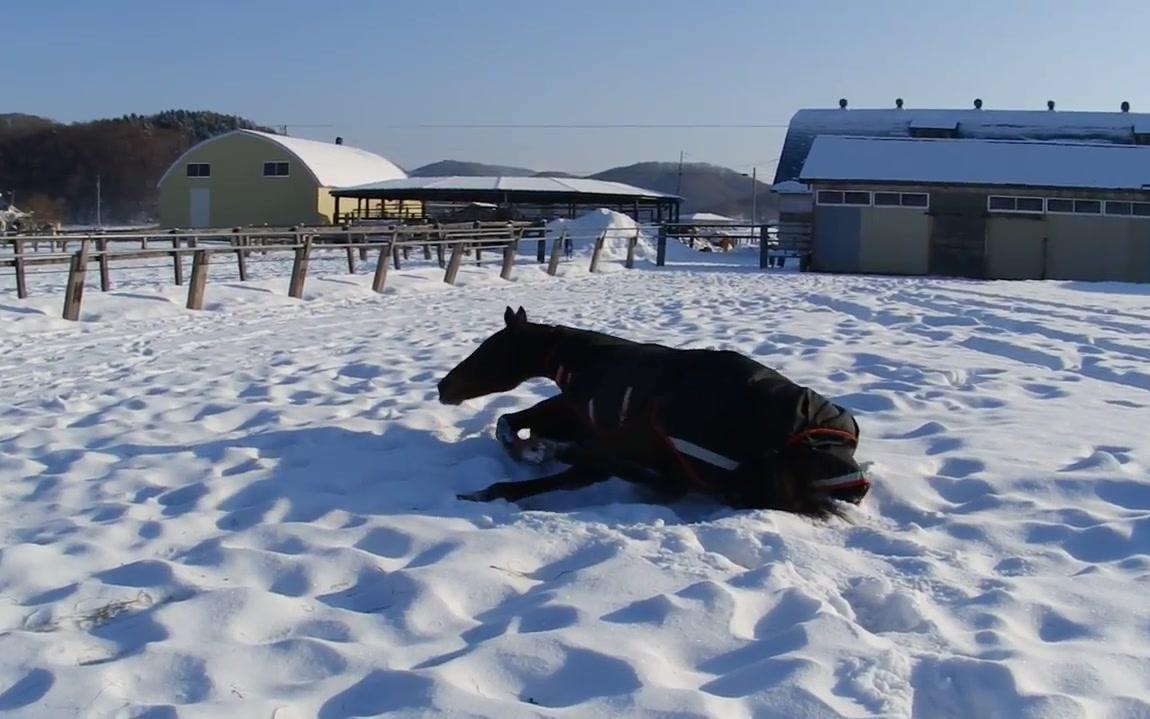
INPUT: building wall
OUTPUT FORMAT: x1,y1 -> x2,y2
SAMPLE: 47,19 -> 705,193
810,182 -> 1150,282
159,133 -> 324,228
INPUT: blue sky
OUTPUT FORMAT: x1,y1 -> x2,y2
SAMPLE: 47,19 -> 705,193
7,0 -> 1150,175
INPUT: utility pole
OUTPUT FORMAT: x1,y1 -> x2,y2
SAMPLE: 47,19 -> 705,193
751,167 -> 757,226
96,174 -> 102,228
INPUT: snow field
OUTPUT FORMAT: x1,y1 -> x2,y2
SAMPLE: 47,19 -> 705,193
0,215 -> 1148,717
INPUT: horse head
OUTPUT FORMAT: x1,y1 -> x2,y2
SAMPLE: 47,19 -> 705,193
437,305 -> 535,405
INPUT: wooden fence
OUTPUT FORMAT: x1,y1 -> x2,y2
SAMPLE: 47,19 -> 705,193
2,222 -> 644,321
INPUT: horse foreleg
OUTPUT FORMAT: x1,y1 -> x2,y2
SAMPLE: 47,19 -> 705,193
458,464 -> 609,503
497,395 -> 583,464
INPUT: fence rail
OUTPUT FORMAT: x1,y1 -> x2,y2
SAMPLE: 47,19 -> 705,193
2,222 -> 648,321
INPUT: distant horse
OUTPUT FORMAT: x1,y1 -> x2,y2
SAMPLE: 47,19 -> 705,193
437,307 -> 870,518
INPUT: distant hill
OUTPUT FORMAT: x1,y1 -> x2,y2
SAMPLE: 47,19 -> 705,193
410,159 -> 776,219
590,161 -> 776,220
0,110 -> 274,223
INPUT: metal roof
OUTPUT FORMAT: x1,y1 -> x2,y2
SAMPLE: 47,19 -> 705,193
157,130 -> 406,188
800,136 -> 1150,191
334,175 -> 678,200
775,106 -> 1150,184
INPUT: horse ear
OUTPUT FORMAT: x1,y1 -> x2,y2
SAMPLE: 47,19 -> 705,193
504,306 -> 516,327
515,306 -> 527,324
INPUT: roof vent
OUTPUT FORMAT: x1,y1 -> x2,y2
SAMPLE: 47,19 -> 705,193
895,98 -> 904,109
838,98 -> 848,109
1121,101 -> 1131,113
335,136 -> 344,145
1047,100 -> 1055,111
973,98 -> 983,110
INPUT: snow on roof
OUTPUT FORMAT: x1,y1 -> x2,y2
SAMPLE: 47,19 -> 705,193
799,136 -> 1150,191
241,130 -> 406,187
335,175 -> 678,199
157,130 -> 406,188
774,106 -> 1150,184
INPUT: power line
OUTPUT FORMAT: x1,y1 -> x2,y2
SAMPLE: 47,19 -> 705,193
380,122 -> 792,129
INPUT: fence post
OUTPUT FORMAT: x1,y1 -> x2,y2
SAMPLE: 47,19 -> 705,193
289,236 -> 313,299
235,236 -> 248,281
171,237 -> 184,285
13,240 -> 28,299
625,229 -> 639,269
346,244 -> 356,274
444,242 -> 465,285
759,224 -> 770,270
372,241 -> 395,293
536,237 -> 546,263
436,243 -> 445,268
588,231 -> 607,273
657,225 -> 668,267
62,240 -> 91,321
547,230 -> 565,276
97,237 -> 111,291
393,239 -> 402,269
187,250 -> 210,310
500,234 -> 519,280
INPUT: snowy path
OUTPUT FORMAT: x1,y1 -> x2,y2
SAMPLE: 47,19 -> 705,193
1,252 -> 1149,718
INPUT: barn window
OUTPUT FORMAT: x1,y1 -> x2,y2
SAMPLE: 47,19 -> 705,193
1046,198 -> 1074,213
1105,201 -> 1132,216
263,161 -> 290,177
874,192 -> 928,208
843,191 -> 871,205
1074,200 -> 1102,214
1132,202 -> 1150,217
186,163 -> 211,178
988,195 -> 1042,214
816,190 -> 845,205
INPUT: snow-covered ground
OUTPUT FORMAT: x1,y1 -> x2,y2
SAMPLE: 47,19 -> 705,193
1,220 -> 1149,717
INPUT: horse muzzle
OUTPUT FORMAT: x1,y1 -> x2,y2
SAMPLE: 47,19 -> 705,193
436,376 -> 463,405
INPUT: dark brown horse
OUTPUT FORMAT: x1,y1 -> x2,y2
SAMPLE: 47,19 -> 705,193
437,307 -> 869,518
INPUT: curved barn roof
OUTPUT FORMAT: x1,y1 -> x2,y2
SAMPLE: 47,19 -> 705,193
158,130 -> 407,187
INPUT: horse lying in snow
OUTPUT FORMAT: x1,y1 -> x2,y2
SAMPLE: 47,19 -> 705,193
437,307 -> 870,518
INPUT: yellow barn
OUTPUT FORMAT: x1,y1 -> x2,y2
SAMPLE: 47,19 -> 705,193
157,129 -> 406,229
